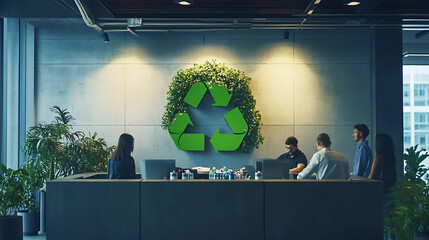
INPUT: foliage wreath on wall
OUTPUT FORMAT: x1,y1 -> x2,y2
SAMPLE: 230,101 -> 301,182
161,60 -> 264,153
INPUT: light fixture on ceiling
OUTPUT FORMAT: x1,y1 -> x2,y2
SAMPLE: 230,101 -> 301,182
127,18 -> 143,27
283,30 -> 290,40
403,52 -> 429,57
344,0 -> 360,6
175,0 -> 194,6
102,32 -> 110,43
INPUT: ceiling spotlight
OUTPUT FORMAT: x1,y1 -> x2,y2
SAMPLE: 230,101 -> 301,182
175,0 -> 194,6
344,0 -> 360,6
102,32 -> 110,43
415,30 -> 429,39
283,30 -> 290,40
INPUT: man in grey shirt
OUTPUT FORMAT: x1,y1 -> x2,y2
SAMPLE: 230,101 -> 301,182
297,133 -> 350,180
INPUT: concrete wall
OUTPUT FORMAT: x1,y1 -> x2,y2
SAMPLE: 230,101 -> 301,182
35,27 -> 372,171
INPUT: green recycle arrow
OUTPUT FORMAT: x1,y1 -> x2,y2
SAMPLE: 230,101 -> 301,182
183,82 -> 232,108
168,113 -> 205,151
210,107 -> 248,153
168,82 -> 247,152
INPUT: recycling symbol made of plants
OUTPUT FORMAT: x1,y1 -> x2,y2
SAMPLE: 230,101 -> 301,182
168,82 -> 248,153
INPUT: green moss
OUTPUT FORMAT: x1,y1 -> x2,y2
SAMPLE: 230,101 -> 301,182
161,60 -> 264,153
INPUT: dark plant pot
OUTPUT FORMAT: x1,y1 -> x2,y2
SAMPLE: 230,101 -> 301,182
17,210 -> 40,236
0,215 -> 23,240
414,233 -> 429,240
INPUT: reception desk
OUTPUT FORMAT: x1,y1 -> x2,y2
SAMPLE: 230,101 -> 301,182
47,173 -> 383,240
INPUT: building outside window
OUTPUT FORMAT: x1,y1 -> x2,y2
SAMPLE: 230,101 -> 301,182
403,66 -> 429,168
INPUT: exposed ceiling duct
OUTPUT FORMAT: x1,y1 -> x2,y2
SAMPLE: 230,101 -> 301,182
74,0 -> 110,42
2,0 -> 429,41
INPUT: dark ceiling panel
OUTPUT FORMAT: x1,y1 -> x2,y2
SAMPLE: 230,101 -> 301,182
99,0 -> 314,17
372,0 -> 429,14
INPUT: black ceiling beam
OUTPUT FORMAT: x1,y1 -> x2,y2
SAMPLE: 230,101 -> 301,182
356,0 -> 385,14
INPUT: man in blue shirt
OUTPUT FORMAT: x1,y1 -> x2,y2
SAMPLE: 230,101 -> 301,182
352,124 -> 373,177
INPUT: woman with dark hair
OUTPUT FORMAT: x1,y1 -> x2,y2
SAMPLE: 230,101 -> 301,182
107,133 -> 136,179
368,133 -> 397,193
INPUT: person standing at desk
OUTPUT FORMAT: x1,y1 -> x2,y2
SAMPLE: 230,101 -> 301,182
277,136 -> 308,179
298,133 -> 349,180
352,124 -> 373,177
368,133 -> 397,193
107,133 -> 137,179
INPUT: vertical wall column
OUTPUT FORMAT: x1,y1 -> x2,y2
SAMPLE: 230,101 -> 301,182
0,18 -> 4,166
371,28 -> 404,177
19,20 -> 35,167
3,18 -> 19,169
1,18 -> 34,169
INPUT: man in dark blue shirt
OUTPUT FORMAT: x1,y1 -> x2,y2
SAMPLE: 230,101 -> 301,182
352,124 -> 373,177
277,136 -> 308,179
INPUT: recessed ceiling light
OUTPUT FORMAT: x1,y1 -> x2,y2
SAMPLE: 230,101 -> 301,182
175,0 -> 194,6
347,1 -> 360,6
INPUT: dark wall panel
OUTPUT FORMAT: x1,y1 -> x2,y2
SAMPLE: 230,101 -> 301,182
140,180 -> 264,240
372,29 -> 404,177
265,180 -> 383,240
47,180 -> 141,240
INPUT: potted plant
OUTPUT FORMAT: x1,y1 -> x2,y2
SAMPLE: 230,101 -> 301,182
23,106 -> 114,181
22,106 -> 114,233
386,145 -> 429,240
16,161 -> 44,236
0,162 -> 28,240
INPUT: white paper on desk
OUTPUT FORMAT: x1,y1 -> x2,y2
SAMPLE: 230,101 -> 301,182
192,166 -> 210,174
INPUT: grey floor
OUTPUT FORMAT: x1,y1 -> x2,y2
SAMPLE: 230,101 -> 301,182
24,233 -> 46,240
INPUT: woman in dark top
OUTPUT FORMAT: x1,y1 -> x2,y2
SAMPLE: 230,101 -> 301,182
368,133 -> 397,193
107,133 -> 136,179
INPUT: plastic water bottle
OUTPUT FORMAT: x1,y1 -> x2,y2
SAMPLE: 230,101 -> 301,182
209,167 -> 216,180
170,170 -> 177,180
255,171 -> 262,180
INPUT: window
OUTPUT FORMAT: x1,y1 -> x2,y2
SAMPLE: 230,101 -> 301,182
414,84 -> 429,106
404,66 -> 429,153
404,112 -> 411,130
404,84 -> 410,106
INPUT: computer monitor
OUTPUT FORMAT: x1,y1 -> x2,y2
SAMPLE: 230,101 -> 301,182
261,159 -> 290,179
139,159 -> 175,180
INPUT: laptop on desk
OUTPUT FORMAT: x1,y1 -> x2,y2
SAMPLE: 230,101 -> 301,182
260,158 -> 290,179
139,159 -> 175,180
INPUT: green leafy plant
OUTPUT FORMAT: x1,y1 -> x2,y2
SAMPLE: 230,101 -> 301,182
386,145 -> 429,239
161,60 -> 264,152
0,162 -> 28,216
22,106 -> 114,187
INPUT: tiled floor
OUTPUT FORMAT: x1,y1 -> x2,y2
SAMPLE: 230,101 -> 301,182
24,233 -> 46,240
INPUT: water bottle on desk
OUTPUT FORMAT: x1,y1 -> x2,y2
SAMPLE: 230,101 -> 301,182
255,171 -> 262,180
209,167 -> 216,180
170,170 -> 177,180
